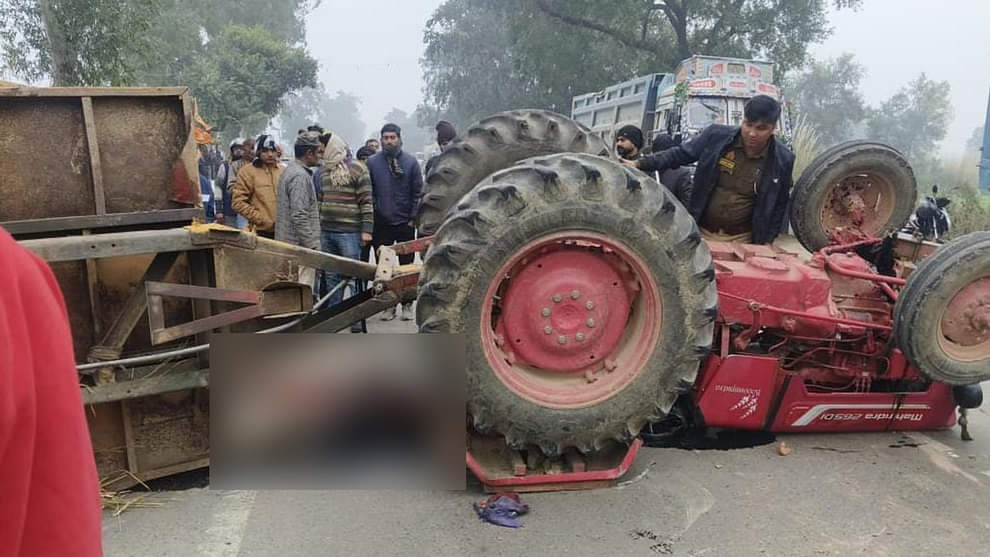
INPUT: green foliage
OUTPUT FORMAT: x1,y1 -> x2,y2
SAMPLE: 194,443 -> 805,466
0,0 -> 159,85
127,0 -> 319,138
422,0 -> 861,123
865,73 -> 953,183
787,53 -> 866,147
966,126 -> 984,152
183,25 -> 317,137
278,86 -> 366,148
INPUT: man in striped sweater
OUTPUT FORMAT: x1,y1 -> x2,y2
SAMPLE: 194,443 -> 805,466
317,132 -> 374,315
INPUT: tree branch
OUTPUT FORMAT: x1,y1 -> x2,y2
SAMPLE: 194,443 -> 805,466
533,0 -> 662,56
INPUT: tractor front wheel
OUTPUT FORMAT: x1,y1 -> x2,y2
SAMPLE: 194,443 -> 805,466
417,154 -> 717,455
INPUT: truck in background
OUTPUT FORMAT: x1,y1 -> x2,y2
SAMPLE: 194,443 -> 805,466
571,55 -> 791,150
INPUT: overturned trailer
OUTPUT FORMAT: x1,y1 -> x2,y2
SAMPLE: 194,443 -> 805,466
1,86 -> 420,489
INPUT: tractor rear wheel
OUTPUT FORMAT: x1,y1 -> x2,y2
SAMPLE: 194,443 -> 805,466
416,110 -> 608,236
895,234 -> 990,385
791,142 -> 917,251
417,154 -> 717,455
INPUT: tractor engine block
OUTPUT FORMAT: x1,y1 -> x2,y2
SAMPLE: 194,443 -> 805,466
708,241 -> 911,390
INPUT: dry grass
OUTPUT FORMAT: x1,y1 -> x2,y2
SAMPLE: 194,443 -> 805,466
790,115 -> 822,181
100,471 -> 166,516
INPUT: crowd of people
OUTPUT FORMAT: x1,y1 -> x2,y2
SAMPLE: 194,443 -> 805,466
201,120 -> 458,328
194,94 -> 793,331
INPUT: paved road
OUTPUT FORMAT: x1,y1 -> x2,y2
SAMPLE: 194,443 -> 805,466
103,314 -> 990,557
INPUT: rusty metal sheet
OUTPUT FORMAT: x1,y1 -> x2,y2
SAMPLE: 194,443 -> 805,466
0,97 -> 94,220
91,96 -> 187,213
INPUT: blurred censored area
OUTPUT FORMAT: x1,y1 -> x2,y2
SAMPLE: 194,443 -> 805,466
210,334 -> 465,489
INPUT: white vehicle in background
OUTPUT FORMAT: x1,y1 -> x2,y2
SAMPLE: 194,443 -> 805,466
571,55 -> 791,149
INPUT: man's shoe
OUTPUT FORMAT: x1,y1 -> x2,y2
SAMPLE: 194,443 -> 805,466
400,303 -> 414,321
380,306 -> 396,321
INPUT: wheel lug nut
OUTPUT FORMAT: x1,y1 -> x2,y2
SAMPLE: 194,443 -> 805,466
495,334 -> 505,347
552,294 -> 562,303
576,332 -> 585,342
541,307 -> 551,317
571,290 -> 581,299
557,335 -> 567,345
544,326 -> 553,335
604,358 -> 618,371
585,301 -> 595,310
506,351 -> 516,364
586,318 -> 596,328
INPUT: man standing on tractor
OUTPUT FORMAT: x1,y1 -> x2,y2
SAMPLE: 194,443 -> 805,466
628,95 -> 794,244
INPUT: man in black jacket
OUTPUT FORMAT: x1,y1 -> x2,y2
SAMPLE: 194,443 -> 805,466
649,133 -> 693,207
628,95 -> 794,244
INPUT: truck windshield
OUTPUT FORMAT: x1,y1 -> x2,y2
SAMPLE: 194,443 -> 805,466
686,97 -> 726,130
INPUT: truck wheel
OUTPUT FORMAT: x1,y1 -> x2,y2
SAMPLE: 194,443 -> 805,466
895,235 -> 990,385
791,142 -> 917,251
417,154 -> 717,455
416,110 -> 608,236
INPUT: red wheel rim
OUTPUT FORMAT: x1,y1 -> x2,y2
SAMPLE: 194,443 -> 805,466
938,276 -> 990,362
480,232 -> 662,409
821,172 -> 897,237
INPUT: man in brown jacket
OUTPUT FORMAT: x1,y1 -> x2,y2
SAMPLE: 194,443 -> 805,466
232,134 -> 282,237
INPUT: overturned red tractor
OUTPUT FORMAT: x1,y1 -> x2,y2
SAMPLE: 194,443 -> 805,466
415,111 -> 990,485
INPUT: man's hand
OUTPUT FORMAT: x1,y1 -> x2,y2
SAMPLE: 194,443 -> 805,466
361,232 -> 373,246
215,214 -> 225,225
620,158 -> 640,169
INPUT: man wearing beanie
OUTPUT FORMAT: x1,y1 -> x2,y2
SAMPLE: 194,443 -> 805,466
366,122 -> 424,321
615,124 -> 644,161
424,120 -> 456,176
629,95 -> 794,245
232,134 -> 283,237
276,131 -> 325,289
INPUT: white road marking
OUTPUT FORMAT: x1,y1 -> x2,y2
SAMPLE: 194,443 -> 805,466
904,432 -> 984,486
195,490 -> 257,556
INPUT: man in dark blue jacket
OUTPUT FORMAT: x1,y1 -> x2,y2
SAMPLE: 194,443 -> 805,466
366,122 -> 423,320
629,95 -> 794,245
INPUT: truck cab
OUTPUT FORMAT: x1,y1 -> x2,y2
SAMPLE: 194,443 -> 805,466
572,55 -> 791,151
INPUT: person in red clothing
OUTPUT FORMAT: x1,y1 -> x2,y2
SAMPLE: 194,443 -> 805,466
0,228 -> 103,557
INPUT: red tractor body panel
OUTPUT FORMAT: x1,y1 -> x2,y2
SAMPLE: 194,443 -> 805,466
693,240 -> 959,434
694,353 -> 957,433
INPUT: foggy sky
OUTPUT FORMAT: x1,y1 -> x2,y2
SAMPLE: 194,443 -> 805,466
306,0 -> 988,154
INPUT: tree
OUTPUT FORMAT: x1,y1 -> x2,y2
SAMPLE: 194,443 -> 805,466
421,0 -> 653,128
966,126 -> 984,152
0,0 -> 159,85
866,73 -> 953,183
278,86 -> 366,147
787,53 -> 866,147
185,25 -> 317,137
422,0 -> 862,127
532,0 -> 860,76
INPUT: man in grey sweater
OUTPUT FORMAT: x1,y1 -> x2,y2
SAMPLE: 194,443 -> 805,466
276,132 -> 325,290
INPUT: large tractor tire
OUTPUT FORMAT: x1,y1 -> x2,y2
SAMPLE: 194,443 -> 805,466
895,233 -> 990,385
417,154 -> 717,455
416,110 -> 608,236
791,142 -> 917,251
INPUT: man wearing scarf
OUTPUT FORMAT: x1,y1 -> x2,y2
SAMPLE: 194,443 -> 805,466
317,131 -> 374,317
366,123 -> 423,321
232,134 -> 283,237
